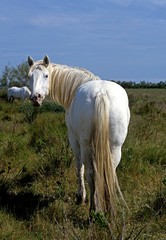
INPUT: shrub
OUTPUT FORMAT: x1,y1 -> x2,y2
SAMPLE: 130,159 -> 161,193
39,101 -> 64,113
19,102 -> 38,123
0,88 -> 7,100
19,101 -> 64,123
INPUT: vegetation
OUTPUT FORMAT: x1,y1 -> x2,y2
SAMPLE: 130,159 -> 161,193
0,88 -> 165,239
0,61 -> 166,89
115,80 -> 166,89
0,62 -> 29,87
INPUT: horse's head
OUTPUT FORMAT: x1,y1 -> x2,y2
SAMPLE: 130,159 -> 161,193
28,55 -> 50,106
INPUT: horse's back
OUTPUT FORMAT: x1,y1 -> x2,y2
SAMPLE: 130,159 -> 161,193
8,87 -> 19,92
8,87 -> 20,97
66,80 -> 130,147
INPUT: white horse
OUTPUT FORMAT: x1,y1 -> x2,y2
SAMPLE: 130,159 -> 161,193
28,55 -> 130,216
7,86 -> 31,102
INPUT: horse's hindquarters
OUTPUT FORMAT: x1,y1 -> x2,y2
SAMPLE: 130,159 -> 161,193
67,80 -> 130,149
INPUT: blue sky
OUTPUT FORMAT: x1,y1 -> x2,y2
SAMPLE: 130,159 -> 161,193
0,0 -> 166,82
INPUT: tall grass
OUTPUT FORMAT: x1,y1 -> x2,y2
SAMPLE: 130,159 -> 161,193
0,89 -> 165,239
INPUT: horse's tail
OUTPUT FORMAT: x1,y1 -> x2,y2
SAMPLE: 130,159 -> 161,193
91,91 -> 125,217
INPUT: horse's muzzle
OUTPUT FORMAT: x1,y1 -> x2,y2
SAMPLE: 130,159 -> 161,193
30,94 -> 42,107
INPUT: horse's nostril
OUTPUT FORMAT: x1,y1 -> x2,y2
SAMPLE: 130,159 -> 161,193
31,95 -> 37,101
38,94 -> 41,98
34,96 -> 37,100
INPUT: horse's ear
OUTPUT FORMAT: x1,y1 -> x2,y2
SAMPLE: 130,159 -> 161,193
28,56 -> 34,67
43,55 -> 50,67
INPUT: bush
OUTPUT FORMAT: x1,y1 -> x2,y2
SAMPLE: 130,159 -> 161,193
19,102 -> 38,123
0,88 -> 7,100
19,101 -> 64,123
39,101 -> 64,113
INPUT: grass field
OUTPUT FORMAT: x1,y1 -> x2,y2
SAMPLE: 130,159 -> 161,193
0,88 -> 165,239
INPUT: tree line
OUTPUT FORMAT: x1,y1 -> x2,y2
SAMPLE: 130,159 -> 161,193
0,62 -> 166,88
115,80 -> 166,89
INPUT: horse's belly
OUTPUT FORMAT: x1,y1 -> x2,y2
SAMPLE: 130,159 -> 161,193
9,90 -> 20,98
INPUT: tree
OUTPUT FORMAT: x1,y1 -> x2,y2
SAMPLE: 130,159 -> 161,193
0,62 -> 29,88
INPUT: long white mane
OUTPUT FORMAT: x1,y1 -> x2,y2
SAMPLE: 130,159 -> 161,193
29,60 -> 100,109
50,64 -> 100,108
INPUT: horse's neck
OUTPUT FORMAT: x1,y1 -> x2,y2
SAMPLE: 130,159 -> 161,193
49,64 -> 96,109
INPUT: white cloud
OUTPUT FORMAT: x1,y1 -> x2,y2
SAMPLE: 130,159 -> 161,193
29,14 -> 80,28
106,0 -> 166,7
150,0 -> 166,6
107,0 -> 133,7
0,16 -> 10,22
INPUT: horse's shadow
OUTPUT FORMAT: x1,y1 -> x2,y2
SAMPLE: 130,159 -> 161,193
0,176 -> 53,220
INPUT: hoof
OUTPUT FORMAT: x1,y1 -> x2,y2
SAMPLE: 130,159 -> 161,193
75,194 -> 88,205
76,194 -> 82,205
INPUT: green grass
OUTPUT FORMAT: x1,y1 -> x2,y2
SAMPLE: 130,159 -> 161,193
0,89 -> 165,239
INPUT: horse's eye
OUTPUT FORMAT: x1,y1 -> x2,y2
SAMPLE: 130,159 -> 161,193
45,74 -> 48,78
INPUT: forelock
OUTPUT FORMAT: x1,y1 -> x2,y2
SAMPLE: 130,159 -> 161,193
28,61 -> 48,75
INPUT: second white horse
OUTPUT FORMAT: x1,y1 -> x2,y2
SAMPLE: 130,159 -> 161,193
7,86 -> 31,102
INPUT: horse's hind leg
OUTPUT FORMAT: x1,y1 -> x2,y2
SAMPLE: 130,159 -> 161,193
86,161 -> 95,213
76,158 -> 86,204
68,135 -> 86,204
111,145 -> 122,169
9,96 -> 14,103
81,145 -> 95,211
